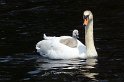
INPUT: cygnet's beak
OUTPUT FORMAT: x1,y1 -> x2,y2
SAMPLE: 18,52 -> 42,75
76,34 -> 79,38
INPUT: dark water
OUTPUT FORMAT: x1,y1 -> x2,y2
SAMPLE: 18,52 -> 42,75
0,0 -> 124,82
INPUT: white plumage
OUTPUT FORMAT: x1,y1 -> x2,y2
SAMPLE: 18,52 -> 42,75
36,10 -> 98,59
36,30 -> 86,59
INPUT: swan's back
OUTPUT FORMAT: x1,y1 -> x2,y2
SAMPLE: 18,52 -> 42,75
36,36 -> 86,59
60,37 -> 77,48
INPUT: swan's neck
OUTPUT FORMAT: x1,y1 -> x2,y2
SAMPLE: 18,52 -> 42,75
85,19 -> 97,57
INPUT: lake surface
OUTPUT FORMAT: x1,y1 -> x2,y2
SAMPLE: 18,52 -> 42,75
0,0 -> 124,82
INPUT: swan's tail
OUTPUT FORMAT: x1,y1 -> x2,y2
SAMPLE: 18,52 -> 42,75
43,34 -> 47,39
43,34 -> 56,39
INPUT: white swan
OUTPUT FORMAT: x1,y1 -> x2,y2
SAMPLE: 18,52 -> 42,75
36,10 -> 97,59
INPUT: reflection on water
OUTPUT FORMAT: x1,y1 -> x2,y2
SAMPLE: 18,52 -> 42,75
0,54 -> 99,82
36,58 -> 86,70
0,51 -> 124,82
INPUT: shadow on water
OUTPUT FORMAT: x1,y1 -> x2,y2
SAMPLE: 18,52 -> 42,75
0,0 -> 124,82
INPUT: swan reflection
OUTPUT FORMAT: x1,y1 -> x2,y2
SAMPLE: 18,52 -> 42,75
83,58 -> 98,80
35,58 -> 98,80
36,58 -> 86,70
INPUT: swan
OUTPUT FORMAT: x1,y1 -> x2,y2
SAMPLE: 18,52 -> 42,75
36,29 -> 86,59
36,10 -> 97,59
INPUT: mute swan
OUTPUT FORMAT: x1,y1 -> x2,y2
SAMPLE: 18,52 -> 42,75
36,10 -> 97,59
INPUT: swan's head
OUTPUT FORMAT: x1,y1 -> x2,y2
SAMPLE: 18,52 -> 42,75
72,29 -> 79,38
83,10 -> 93,26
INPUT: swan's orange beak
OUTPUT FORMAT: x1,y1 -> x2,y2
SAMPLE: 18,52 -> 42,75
83,18 -> 89,26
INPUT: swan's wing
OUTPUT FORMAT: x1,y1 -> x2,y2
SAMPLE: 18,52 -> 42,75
36,39 -> 55,50
36,37 -> 86,59
36,39 -> 56,56
36,38 -> 72,59
36,37 -> 72,52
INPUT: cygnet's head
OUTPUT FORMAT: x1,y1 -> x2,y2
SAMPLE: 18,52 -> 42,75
72,29 -> 79,39
83,10 -> 93,26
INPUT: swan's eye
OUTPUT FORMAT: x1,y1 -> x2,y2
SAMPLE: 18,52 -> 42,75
83,15 -> 89,19
83,15 -> 89,26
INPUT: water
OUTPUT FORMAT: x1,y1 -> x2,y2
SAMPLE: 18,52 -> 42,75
0,0 -> 124,82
